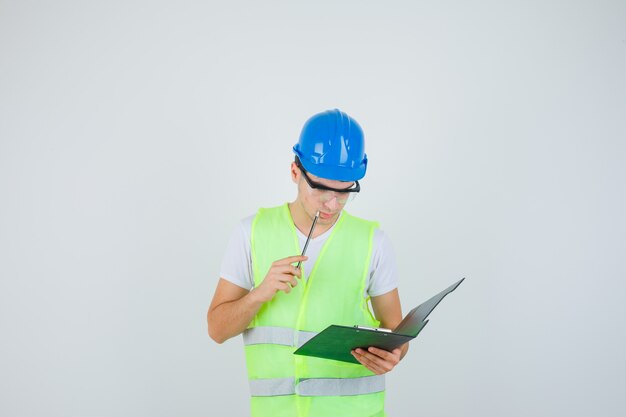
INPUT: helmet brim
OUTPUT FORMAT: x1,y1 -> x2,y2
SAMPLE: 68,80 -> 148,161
293,147 -> 367,182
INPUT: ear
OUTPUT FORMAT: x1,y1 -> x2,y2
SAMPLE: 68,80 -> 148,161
290,162 -> 299,184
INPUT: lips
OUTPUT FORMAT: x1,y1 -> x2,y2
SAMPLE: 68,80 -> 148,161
319,212 -> 333,220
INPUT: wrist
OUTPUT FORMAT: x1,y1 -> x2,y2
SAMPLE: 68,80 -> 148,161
247,287 -> 267,306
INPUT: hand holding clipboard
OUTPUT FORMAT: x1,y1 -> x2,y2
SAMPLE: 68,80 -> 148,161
294,278 -> 465,364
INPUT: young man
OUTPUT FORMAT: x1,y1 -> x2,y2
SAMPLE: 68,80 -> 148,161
207,109 -> 408,417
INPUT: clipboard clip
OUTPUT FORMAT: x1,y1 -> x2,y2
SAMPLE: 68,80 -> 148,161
353,325 -> 392,333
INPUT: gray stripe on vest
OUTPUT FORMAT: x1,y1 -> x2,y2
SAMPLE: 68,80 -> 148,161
296,330 -> 317,347
243,327 -> 294,346
249,375 -> 385,397
249,377 -> 295,396
243,327 -> 319,347
296,375 -> 386,397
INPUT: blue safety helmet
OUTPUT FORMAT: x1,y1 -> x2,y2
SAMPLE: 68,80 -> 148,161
293,109 -> 368,182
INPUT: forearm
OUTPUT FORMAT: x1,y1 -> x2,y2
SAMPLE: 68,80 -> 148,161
207,289 -> 264,344
399,342 -> 409,360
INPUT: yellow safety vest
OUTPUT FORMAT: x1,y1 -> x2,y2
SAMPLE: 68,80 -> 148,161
245,204 -> 386,417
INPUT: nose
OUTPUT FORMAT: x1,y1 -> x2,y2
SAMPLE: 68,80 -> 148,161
323,194 -> 340,211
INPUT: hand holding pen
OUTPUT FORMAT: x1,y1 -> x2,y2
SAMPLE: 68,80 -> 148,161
250,211 -> 319,303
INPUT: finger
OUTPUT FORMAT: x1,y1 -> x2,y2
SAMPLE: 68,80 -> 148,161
367,346 -> 397,362
273,264 -> 303,277
290,265 -> 303,278
352,350 -> 385,374
356,348 -> 394,372
354,349 -> 387,372
280,275 -> 298,288
273,255 -> 308,266
278,283 -> 292,294
351,350 -> 371,369
354,348 -> 381,363
272,265 -> 302,281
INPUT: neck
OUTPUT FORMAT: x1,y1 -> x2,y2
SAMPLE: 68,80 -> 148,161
288,201 -> 338,238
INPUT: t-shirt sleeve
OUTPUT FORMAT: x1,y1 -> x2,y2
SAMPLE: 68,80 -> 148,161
367,229 -> 400,297
219,216 -> 255,290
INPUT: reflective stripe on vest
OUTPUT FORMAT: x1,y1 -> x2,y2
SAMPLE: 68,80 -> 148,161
250,378 -> 296,397
243,326 -> 317,348
249,375 -> 385,397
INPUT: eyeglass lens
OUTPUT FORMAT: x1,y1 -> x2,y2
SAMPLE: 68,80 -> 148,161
313,189 -> 356,204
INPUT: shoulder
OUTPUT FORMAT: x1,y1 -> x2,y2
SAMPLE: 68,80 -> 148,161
252,204 -> 292,230
241,203 -> 290,241
373,228 -> 392,248
371,227 -> 395,262
341,210 -> 380,230
224,213 -> 256,251
240,213 -> 256,236
239,203 -> 286,232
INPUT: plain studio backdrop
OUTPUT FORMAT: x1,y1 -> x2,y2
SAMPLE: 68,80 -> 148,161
1,1 -> 625,416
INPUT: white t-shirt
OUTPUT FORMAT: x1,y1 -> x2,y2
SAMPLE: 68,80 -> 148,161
219,210 -> 399,298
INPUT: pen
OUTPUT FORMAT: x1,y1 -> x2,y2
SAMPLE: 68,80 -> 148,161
296,210 -> 319,269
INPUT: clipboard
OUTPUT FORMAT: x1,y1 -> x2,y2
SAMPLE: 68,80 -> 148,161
293,277 -> 465,364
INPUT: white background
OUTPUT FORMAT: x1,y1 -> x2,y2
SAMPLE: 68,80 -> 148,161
1,1 -> 625,416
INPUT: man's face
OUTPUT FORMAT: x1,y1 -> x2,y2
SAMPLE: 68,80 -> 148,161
291,162 -> 357,225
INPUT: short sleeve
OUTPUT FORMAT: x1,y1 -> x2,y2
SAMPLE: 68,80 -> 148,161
219,215 -> 255,290
367,229 -> 399,297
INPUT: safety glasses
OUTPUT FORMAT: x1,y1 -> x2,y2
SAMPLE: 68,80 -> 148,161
295,159 -> 360,204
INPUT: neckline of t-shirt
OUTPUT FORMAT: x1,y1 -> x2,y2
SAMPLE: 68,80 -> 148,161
294,211 -> 343,242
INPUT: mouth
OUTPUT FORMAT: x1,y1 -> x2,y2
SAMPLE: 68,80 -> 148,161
318,212 -> 334,220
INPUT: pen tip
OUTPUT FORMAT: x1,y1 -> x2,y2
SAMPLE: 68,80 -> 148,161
315,210 -> 320,217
